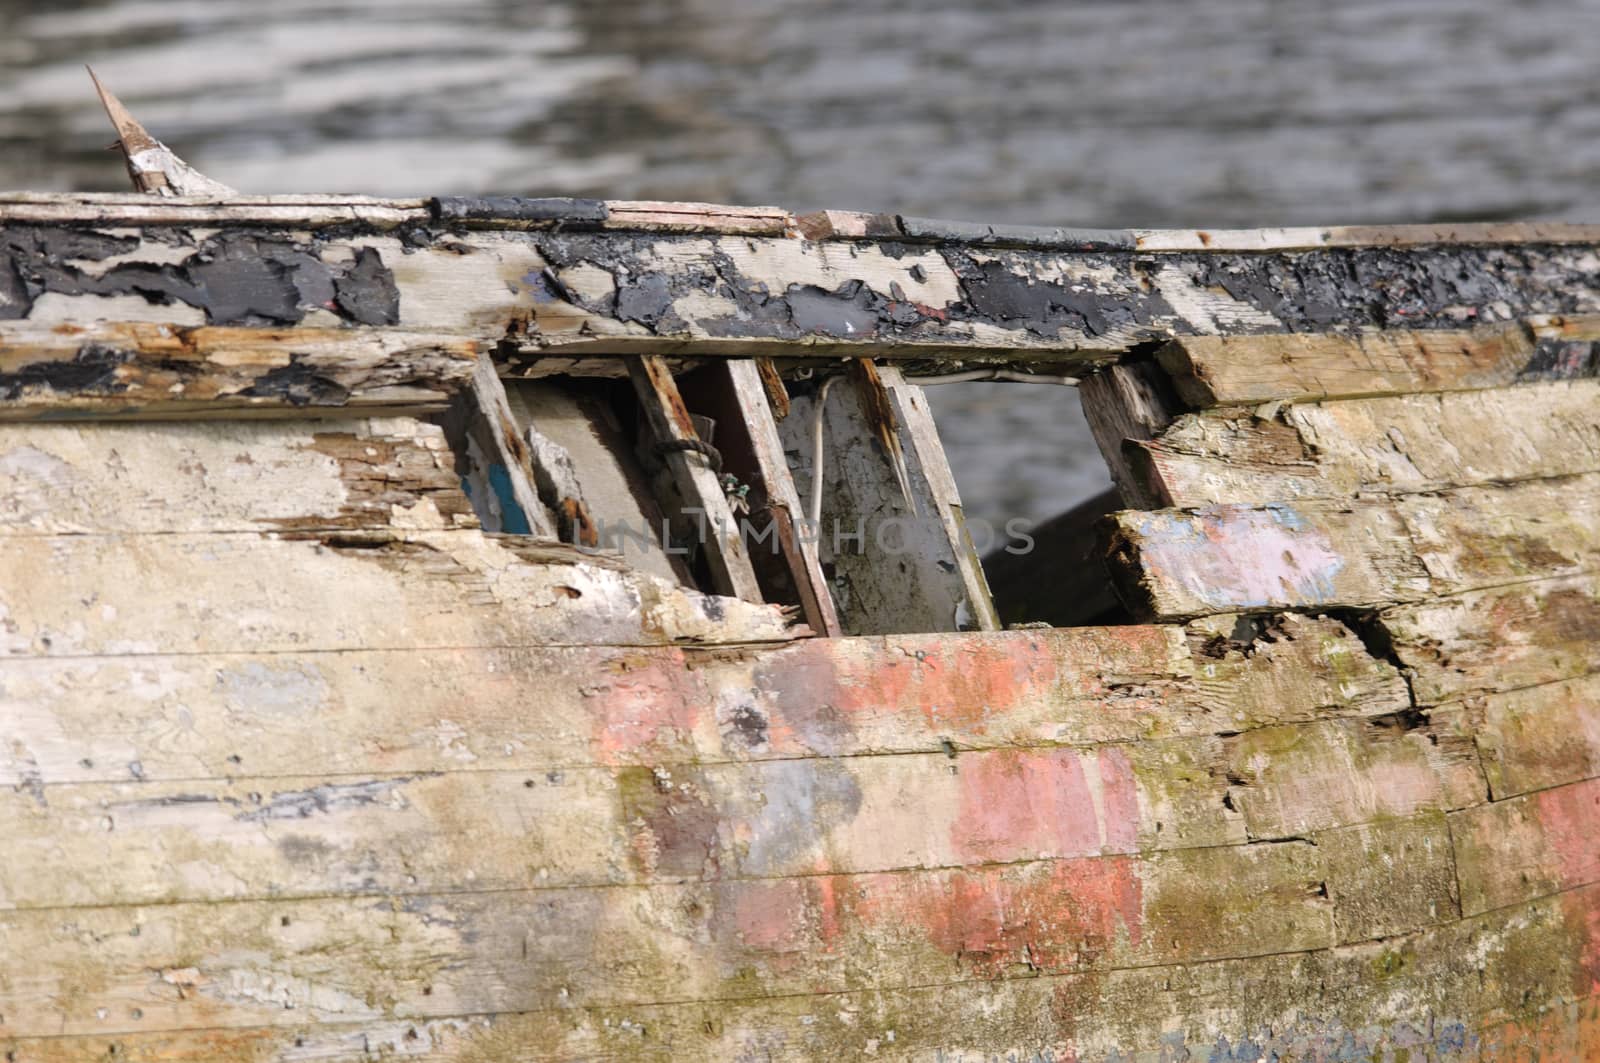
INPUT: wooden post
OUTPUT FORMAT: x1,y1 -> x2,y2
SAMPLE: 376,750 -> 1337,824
628,355 -> 765,603
1079,360 -> 1183,509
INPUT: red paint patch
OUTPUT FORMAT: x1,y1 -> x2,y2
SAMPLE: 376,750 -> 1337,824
851,858 -> 1143,976
727,879 -> 811,954
1538,777 -> 1600,894
584,650 -> 705,763
953,748 -> 1138,862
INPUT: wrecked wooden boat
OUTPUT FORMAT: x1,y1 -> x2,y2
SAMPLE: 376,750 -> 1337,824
3,174 -> 1600,1056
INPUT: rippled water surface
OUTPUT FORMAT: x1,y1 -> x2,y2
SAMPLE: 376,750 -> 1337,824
4,0 -> 1598,522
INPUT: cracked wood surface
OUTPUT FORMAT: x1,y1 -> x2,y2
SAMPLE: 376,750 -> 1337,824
1107,474 -> 1600,620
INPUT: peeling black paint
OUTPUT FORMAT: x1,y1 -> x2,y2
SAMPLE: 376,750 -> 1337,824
239,358 -> 354,406
615,273 -> 675,331
431,196 -> 608,226
0,343 -> 133,399
1520,338 -> 1600,381
0,226 -> 400,327
333,246 -> 400,325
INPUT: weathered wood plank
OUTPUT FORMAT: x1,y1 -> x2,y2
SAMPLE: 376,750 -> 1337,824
1157,318 -> 1600,408
1450,775 -> 1600,917
0,418 -> 475,534
0,862 -> 1590,1055
1108,475 -> 1600,619
11,220 -> 1600,368
1316,812 -> 1461,944
680,360 -> 841,634
0,842 -> 1332,1038
0,530 -> 793,656
1079,360 -> 1182,508
1471,673 -> 1600,800
1221,712 -> 1486,840
0,323 -> 476,420
10,964 -> 1600,1062
1386,573 -> 1600,703
1133,378 -> 1600,507
0,617 -> 1405,786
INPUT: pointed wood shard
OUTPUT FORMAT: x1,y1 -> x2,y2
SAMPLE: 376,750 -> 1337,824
87,67 -> 236,197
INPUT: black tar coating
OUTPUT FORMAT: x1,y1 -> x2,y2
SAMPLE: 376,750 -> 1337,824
529,230 -> 1600,358
0,226 -> 400,326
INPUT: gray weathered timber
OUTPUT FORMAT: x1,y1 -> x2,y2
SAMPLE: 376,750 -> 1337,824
445,353 -> 556,537
0,617 -> 1405,790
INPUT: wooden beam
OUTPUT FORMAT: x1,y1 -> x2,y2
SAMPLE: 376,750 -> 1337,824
628,354 -> 765,603
0,323 -> 475,421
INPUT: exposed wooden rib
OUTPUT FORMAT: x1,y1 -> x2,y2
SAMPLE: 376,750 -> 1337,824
627,355 -> 764,602
87,68 -> 237,198
443,353 -> 556,537
0,323 -> 476,421
1131,378 -> 1600,508
704,360 -> 840,634
779,367 -> 998,634
1107,474 -> 1600,619
1158,318 -> 1600,407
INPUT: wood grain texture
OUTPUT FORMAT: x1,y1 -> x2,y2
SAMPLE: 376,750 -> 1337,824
1471,673 -> 1600,800
1386,573 -> 1600,703
1133,378 -> 1600,507
1157,318 -> 1600,407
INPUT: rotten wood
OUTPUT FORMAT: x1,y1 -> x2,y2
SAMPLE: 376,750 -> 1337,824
0,323 -> 476,420
628,354 -> 765,602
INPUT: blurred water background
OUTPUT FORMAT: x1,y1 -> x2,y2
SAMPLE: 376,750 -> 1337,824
5,0 -> 1599,526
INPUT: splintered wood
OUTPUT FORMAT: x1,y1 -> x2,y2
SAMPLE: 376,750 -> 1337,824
1,194 -> 1598,1061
